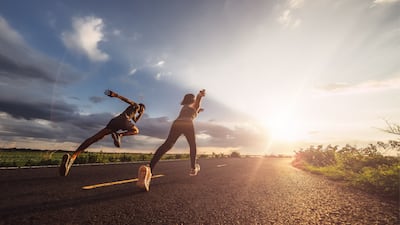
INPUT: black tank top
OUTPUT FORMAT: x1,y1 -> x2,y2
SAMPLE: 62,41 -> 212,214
176,105 -> 197,121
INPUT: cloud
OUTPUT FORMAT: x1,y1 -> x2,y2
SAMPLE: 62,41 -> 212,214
315,77 -> 400,96
0,16 -> 80,85
371,0 -> 400,7
373,0 -> 399,4
129,68 -> 137,75
89,96 -> 106,103
0,16 -> 101,146
278,10 -> 301,28
0,17 -> 25,46
277,0 -> 303,28
62,16 -> 109,62
289,0 -> 304,8
155,60 -> 165,67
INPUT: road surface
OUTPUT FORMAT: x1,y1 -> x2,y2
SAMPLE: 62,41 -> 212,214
0,158 -> 398,224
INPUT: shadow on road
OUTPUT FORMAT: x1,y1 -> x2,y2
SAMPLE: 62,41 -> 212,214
1,187 -> 144,218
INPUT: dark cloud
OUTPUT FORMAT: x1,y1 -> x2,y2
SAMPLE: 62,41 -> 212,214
138,115 -> 172,139
0,53 -> 55,83
0,17 -> 81,86
0,99 -> 77,121
196,121 -> 268,149
89,96 -> 106,103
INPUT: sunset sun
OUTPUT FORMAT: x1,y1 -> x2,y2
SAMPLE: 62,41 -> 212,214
262,113 -> 306,142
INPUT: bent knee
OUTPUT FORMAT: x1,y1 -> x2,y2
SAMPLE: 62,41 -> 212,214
132,126 -> 139,134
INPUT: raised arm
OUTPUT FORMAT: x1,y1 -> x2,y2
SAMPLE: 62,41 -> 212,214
192,89 -> 206,111
104,89 -> 136,106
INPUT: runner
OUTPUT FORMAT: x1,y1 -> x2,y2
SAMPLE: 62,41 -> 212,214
59,90 -> 145,176
137,89 -> 206,191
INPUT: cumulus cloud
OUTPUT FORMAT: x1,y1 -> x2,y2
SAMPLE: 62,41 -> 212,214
62,16 -> 109,62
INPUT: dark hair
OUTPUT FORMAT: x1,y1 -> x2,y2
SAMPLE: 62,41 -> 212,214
181,94 -> 195,105
139,103 -> 145,110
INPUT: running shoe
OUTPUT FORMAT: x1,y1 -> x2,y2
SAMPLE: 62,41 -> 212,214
111,132 -> 121,148
136,165 -> 152,191
59,153 -> 75,176
189,163 -> 201,176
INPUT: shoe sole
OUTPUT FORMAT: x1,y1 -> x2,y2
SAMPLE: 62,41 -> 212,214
136,166 -> 151,191
59,154 -> 70,176
189,164 -> 201,176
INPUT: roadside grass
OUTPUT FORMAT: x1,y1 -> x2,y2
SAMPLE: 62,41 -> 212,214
0,149 -> 194,168
292,144 -> 400,200
0,149 -> 251,168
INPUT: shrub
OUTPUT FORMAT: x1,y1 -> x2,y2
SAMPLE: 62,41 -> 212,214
352,163 -> 400,198
230,151 -> 241,158
293,143 -> 400,198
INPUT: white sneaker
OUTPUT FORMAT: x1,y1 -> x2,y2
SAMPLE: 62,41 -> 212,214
136,165 -> 152,191
59,154 -> 75,176
189,163 -> 200,176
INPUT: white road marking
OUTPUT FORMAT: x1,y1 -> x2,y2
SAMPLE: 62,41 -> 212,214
217,164 -> 227,168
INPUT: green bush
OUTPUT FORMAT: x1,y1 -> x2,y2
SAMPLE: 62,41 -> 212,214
119,153 -> 132,162
293,142 -> 400,198
352,163 -> 400,197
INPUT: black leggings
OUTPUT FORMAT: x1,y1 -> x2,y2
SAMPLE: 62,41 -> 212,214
150,120 -> 197,171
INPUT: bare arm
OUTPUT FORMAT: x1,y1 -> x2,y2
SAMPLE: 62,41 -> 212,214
132,104 -> 145,122
192,89 -> 206,111
104,89 -> 136,106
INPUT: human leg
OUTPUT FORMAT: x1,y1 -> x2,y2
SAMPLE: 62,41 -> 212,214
183,123 -> 197,169
149,122 -> 181,172
110,119 -> 138,147
60,128 -> 112,176
182,122 -> 200,176
72,128 -> 112,159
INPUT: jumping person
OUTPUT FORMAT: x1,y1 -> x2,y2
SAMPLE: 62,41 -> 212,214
59,90 -> 145,176
137,89 -> 206,191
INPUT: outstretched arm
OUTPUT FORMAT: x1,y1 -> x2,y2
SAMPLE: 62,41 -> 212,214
192,89 -> 206,111
104,89 -> 136,106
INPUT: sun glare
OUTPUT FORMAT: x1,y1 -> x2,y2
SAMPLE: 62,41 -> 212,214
262,113 -> 306,142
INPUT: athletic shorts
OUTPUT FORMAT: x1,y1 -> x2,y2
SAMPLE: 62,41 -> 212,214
106,116 -> 136,132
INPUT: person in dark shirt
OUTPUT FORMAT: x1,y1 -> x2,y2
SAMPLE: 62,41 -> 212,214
136,89 -> 206,191
59,90 -> 145,176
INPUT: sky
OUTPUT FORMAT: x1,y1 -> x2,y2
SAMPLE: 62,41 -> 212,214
0,0 -> 399,155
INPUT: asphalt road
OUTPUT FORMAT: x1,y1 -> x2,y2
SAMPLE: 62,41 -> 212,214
0,158 -> 398,225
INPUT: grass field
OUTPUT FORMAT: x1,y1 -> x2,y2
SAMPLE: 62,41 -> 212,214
0,148 -> 192,168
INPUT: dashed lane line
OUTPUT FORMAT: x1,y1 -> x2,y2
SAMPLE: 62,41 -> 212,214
82,174 -> 165,190
217,164 -> 227,168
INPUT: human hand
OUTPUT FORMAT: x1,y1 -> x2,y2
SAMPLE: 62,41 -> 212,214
199,89 -> 206,97
198,108 -> 204,113
138,103 -> 146,113
104,89 -> 118,97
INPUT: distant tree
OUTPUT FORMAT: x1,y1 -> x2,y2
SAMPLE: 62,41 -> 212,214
230,151 -> 241,158
381,120 -> 400,136
378,120 -> 400,152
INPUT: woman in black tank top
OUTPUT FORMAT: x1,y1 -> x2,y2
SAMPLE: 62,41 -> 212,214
149,89 -> 206,176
